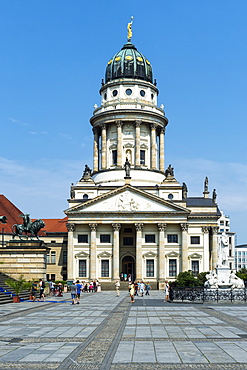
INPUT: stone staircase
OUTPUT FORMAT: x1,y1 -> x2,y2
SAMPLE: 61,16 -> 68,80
0,272 -> 30,304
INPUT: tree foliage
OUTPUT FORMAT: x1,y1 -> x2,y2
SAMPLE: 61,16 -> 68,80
236,268 -> 247,282
173,270 -> 208,287
5,275 -> 31,296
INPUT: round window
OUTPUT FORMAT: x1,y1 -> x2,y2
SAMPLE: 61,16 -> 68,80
125,89 -> 132,96
168,193 -> 174,200
112,90 -> 118,97
140,90 -> 145,97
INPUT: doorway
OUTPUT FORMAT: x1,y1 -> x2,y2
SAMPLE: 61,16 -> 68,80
122,255 -> 135,281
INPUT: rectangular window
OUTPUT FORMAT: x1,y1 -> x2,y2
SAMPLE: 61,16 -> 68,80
145,234 -> 155,243
47,253 -> 50,264
100,234 -> 111,243
191,260 -> 199,276
140,150 -> 145,165
167,234 -> 178,243
51,274 -> 55,281
101,260 -> 109,277
78,234 -> 88,243
79,260 -> 87,277
169,259 -> 177,277
112,150 -> 117,165
46,274 -> 49,281
190,236 -> 200,244
63,251 -> 67,264
51,251 -> 56,264
123,237 -> 133,246
146,260 -> 154,277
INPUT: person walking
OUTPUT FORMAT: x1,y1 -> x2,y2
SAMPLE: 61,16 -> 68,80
31,281 -> 38,302
39,279 -> 45,301
139,281 -> 145,297
70,281 -> 77,305
129,281 -> 135,303
76,280 -> 82,304
145,281 -> 150,295
164,280 -> 170,302
115,280 -> 120,297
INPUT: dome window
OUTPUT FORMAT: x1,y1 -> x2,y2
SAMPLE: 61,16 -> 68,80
168,193 -> 174,200
151,93 -> 154,100
140,90 -> 145,97
112,90 -> 118,97
104,93 -> 107,100
125,55 -> 133,60
125,89 -> 132,96
83,194 -> 89,200
115,56 -> 121,61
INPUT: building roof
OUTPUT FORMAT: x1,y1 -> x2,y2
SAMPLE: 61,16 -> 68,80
105,42 -> 153,84
42,217 -> 68,233
0,195 -> 24,233
186,197 -> 217,207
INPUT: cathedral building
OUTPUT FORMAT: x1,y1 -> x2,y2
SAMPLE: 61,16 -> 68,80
65,29 -> 221,287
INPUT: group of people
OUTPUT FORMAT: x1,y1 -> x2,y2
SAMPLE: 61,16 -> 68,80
70,280 -> 100,305
30,278 -> 46,302
128,281 -> 151,302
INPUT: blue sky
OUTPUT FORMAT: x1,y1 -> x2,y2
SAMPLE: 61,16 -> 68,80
0,1 -> 246,244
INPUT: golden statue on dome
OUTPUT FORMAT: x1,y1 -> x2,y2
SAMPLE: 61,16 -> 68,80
127,16 -> 134,41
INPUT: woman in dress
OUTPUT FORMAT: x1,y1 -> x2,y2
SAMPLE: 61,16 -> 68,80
129,282 -> 135,303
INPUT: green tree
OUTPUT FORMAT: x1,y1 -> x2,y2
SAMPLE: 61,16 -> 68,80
174,270 -> 205,287
236,268 -> 247,281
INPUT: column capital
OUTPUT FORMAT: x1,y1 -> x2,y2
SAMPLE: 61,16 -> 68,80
92,127 -> 98,134
112,223 -> 121,231
202,226 -> 210,233
66,223 -> 75,232
135,223 -> 144,231
116,120 -> 123,127
101,123 -> 106,130
135,120 -> 142,127
157,223 -> 167,231
89,223 -> 98,231
211,226 -> 219,234
151,123 -> 158,130
160,127 -> 166,134
180,223 -> 188,232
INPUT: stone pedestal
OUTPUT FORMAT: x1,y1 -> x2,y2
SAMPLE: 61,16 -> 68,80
0,240 -> 49,281
216,266 -> 230,285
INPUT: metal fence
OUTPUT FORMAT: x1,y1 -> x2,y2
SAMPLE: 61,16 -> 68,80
172,287 -> 247,303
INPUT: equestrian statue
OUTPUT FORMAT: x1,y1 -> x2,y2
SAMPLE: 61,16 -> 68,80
12,213 -> 45,240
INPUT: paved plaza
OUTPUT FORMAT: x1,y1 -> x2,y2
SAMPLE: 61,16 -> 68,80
0,292 -> 247,369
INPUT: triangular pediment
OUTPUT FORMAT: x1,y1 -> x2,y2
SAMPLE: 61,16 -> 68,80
166,251 -> 180,258
143,251 -> 157,258
97,251 -> 112,258
75,251 -> 89,258
189,253 -> 202,260
65,185 -> 190,214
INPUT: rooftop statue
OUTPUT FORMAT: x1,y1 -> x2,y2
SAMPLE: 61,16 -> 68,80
182,182 -> 188,199
124,158 -> 131,178
204,177 -> 208,192
127,16 -> 134,41
0,216 -> 7,223
165,164 -> 174,177
12,214 -> 45,240
212,188 -> 217,204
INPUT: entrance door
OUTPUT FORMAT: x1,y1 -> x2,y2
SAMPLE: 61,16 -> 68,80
122,256 -> 135,281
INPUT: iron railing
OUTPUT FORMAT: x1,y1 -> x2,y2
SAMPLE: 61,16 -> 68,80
172,287 -> 247,303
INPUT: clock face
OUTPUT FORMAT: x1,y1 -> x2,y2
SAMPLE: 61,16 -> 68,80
125,89 -> 132,96
168,193 -> 174,200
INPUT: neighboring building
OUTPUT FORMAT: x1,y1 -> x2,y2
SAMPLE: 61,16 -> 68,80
235,244 -> 247,271
64,32 -> 223,286
217,210 -> 235,270
0,194 -> 67,281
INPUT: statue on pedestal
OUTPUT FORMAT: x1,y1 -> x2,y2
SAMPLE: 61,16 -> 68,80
165,164 -> 174,177
124,158 -> 131,178
12,214 -> 45,240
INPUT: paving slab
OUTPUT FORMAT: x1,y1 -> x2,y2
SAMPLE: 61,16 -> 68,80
1,292 -> 247,369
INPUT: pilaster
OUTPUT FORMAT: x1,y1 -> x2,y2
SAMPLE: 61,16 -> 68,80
116,121 -> 123,167
157,223 -> 166,281
112,223 -> 121,280
180,223 -> 188,272
66,223 -> 75,280
101,124 -> 107,169
135,120 -> 141,167
135,223 -> 144,280
89,223 -> 98,280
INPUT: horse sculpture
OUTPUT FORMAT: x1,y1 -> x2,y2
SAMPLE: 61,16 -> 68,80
12,219 -> 45,240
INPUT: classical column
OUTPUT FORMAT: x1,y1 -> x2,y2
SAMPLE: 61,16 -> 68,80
135,120 -> 141,167
159,128 -> 165,172
151,124 -> 157,169
93,127 -> 99,172
116,121 -> 123,167
66,223 -> 75,280
89,223 -> 98,280
101,124 -> 107,170
135,223 -> 144,280
211,226 -> 219,270
202,226 -> 210,271
180,223 -> 188,272
157,223 -> 166,281
112,223 -> 121,280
